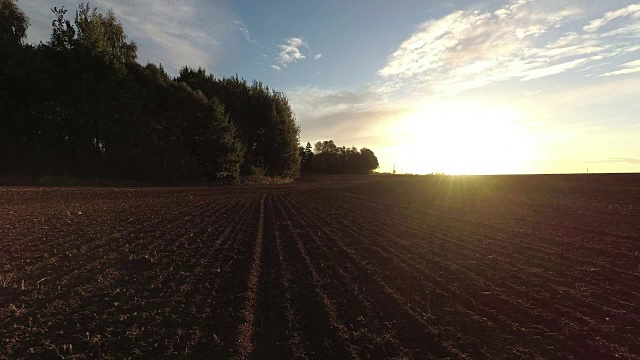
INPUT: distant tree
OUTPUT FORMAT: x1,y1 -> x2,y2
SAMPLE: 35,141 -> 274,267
357,148 -> 379,174
314,140 -> 337,154
308,140 -> 378,174
299,145 -> 305,164
304,142 -> 313,158
300,141 -> 314,172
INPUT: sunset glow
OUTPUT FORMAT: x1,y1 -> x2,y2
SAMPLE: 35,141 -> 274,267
393,102 -> 534,175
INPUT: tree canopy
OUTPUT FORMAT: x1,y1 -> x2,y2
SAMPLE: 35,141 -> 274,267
0,1 -> 302,183
300,140 -> 379,175
177,67 -> 301,178
73,4 -> 137,62
0,0 -> 28,46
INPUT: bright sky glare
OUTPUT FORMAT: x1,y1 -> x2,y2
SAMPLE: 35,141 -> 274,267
21,0 -> 640,174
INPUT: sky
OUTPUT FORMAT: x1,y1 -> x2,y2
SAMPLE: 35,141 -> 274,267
20,0 -> 640,174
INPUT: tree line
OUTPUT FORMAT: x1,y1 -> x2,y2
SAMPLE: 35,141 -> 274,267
0,1 -> 300,183
299,140 -> 379,174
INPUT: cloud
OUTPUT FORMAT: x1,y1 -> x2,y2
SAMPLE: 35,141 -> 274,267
377,0 -> 640,96
600,59 -> 640,76
521,58 -> 588,81
301,108 -> 403,145
287,85 -> 411,147
21,0 -> 233,75
606,158 -> 640,164
270,65 -> 282,71
288,87 -> 383,119
583,3 -> 640,32
272,38 -> 320,69
233,20 -> 258,44
276,37 -> 308,68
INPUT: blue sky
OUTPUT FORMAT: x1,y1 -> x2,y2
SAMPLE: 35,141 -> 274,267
21,0 -> 640,174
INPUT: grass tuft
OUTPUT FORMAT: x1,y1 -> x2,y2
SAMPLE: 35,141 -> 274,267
0,272 -> 15,287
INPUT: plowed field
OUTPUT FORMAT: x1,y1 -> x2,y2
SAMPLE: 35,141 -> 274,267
1,174 -> 639,359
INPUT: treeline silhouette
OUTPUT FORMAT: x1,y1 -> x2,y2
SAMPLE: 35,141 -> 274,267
299,140 -> 379,174
0,2 -> 300,183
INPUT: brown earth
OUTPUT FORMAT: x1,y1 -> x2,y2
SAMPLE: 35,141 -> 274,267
1,174 -> 639,359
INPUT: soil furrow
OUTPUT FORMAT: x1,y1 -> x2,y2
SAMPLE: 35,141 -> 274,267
335,190 -> 639,261
278,191 -> 459,359
250,193 -> 305,359
234,194 -> 266,359
318,190 -> 640,328
286,191 -> 634,358
306,189 -> 640,313
1,195 -> 240,357
272,192 -> 358,359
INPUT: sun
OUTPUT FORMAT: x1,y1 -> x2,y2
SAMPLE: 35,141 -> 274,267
393,101 -> 534,175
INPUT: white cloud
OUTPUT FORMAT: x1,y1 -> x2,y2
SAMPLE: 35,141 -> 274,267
270,65 -> 282,71
276,37 -> 308,67
623,59 -> 640,67
583,3 -> 640,32
600,59 -> 640,76
377,0 -> 640,96
272,36 -> 322,69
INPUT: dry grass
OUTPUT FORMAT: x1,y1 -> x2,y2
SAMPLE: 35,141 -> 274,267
0,272 -> 15,287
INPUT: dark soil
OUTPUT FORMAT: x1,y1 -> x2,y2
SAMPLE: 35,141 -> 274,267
1,174 -> 639,359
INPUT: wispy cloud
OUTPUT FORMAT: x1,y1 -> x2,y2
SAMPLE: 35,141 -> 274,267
607,157 -> 640,164
104,0 -> 233,74
290,87 -> 380,118
377,0 -> 640,96
288,85 -> 410,146
520,58 -> 588,81
314,53 -> 323,60
600,59 -> 640,76
21,0 -> 233,75
583,3 -> 640,32
270,65 -> 282,71
233,20 -> 258,44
